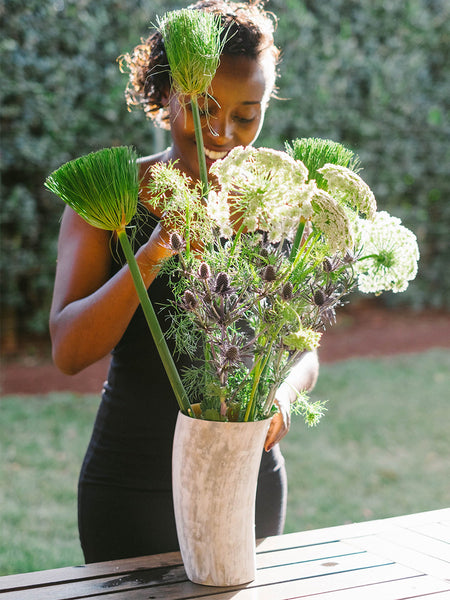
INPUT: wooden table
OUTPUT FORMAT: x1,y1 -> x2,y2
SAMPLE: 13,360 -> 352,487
1,508 -> 449,599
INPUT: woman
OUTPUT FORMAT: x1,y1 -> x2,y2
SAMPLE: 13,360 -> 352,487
50,0 -> 318,562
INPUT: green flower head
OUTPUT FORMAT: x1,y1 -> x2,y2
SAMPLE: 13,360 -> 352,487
44,146 -> 139,231
158,9 -> 225,97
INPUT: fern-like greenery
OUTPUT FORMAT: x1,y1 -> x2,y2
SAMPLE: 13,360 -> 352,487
286,137 -> 360,190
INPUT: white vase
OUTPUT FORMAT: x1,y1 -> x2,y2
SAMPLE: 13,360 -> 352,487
172,411 -> 271,586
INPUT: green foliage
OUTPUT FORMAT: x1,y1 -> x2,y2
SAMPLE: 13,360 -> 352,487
1,0 -> 449,341
264,0 -> 450,308
1,0 -> 181,337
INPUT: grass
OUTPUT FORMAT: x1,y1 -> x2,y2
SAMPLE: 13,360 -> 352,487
1,348 -> 449,575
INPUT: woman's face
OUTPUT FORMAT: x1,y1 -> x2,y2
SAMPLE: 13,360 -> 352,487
167,54 -> 273,181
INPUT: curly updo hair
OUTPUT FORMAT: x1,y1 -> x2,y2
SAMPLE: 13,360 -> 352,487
119,0 -> 280,129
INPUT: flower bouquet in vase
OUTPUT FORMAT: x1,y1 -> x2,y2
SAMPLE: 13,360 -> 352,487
45,8 -> 419,587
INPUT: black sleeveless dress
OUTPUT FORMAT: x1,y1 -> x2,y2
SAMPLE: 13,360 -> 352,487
78,210 -> 287,562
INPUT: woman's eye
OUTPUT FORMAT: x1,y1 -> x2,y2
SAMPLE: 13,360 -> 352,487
234,115 -> 256,124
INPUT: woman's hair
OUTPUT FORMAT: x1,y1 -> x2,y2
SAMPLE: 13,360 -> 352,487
119,0 -> 280,129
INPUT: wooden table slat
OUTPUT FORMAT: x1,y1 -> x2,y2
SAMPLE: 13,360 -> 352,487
408,522 -> 450,544
1,509 -> 449,600
0,549 -> 394,600
346,533 -> 450,580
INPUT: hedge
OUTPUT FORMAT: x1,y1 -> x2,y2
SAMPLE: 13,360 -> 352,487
1,0 -> 449,345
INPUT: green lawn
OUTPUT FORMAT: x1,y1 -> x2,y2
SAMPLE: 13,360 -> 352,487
1,348 -> 449,575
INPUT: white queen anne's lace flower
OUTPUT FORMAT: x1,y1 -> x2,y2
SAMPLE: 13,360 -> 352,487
209,146 -> 311,242
206,189 -> 233,238
318,164 -> 377,219
355,211 -> 419,293
310,188 -> 354,253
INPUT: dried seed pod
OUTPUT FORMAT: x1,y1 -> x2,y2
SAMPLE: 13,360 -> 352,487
262,264 -> 277,282
281,281 -> 293,301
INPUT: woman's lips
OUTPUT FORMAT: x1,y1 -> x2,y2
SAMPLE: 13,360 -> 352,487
203,147 -> 228,161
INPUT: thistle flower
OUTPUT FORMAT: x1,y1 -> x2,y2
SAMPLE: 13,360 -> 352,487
262,264 -> 277,282
281,281 -> 293,301
215,272 -> 232,296
355,211 -> 419,293
198,262 -> 211,280
170,232 -> 185,252
183,290 -> 199,310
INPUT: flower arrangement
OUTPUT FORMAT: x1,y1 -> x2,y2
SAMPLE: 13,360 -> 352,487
145,139 -> 419,424
45,9 -> 419,427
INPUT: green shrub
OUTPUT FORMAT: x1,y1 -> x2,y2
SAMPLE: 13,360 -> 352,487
1,0 -> 448,343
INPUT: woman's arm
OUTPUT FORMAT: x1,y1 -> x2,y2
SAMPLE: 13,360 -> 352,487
49,206 -> 173,375
264,350 -> 319,451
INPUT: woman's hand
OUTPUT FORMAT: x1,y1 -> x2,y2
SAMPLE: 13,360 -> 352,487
264,392 -> 291,452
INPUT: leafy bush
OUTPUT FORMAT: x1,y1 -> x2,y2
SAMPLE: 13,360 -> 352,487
1,0 -> 448,344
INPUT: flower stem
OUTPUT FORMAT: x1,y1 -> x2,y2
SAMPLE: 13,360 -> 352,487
289,220 -> 306,262
190,96 -> 209,197
117,228 -> 192,416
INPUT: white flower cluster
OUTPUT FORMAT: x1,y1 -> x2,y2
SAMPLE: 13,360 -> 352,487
318,164 -> 377,219
209,146 -> 313,242
310,188 -> 354,253
355,211 -> 420,293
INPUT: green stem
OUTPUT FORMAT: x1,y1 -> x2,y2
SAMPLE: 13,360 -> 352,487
117,228 -> 192,416
289,220 -> 306,263
190,96 -> 209,197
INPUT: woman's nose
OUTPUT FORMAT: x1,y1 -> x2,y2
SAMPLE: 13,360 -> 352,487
209,115 -> 233,142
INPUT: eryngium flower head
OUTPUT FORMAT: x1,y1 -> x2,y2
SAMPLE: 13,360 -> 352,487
214,272 -> 232,295
170,232 -> 184,252
183,290 -> 198,310
313,289 -> 327,306
263,264 -> 277,282
198,262 -> 211,280
281,281 -> 293,301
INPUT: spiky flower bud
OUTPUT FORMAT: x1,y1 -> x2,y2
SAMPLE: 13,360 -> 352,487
281,281 -> 293,301
313,289 -> 326,306
198,262 -> 211,280
262,264 -> 277,282
215,272 -> 231,295
260,248 -> 269,260
170,232 -> 184,252
322,258 -> 333,272
183,290 -> 198,310
225,345 -> 240,362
